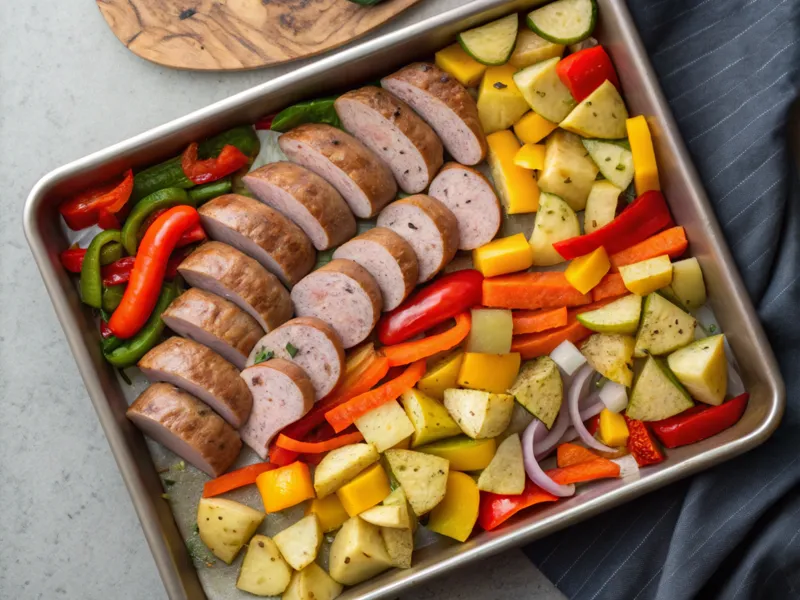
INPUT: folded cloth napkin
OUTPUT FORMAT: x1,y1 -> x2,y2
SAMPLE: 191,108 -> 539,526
524,1 -> 800,598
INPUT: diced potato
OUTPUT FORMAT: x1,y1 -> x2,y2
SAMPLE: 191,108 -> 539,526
417,436 -> 497,471
584,180 -> 622,233
634,293 -> 696,357
457,352 -> 521,393
508,356 -> 562,428
529,192 -> 581,266
306,495 -> 350,534
537,130 -> 599,211
236,535 -> 292,597
514,111 -> 558,145
197,497 -> 265,564
435,43 -> 487,87
487,130 -> 541,214
509,28 -> 565,68
666,257 -> 707,310
336,463 -> 391,517
381,527 -> 414,569
478,65 -> 531,134
560,81 -> 629,139
384,449 -> 449,516
477,433 -> 525,494
382,487 -> 416,532
444,388 -> 515,439
314,443 -> 379,498
417,352 -> 463,400
627,356 -> 693,421
619,255 -> 673,296
359,504 -> 410,529
466,308 -> 514,353
401,388 -> 462,447
282,563 -> 343,600
473,234 -> 534,278
667,335 -> 727,406
329,517 -> 393,586
580,334 -> 636,387
273,514 -> 323,571
355,400 -> 416,452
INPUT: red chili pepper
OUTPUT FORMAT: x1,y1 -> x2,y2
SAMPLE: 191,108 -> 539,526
586,414 -> 601,437
376,269 -> 484,345
109,206 -> 200,339
181,142 -> 249,185
59,169 -> 133,230
556,46 -> 620,102
650,393 -> 749,449
254,115 -> 276,130
624,417 -> 665,466
60,248 -> 86,273
478,480 -> 559,531
553,191 -> 674,260
100,319 -> 114,339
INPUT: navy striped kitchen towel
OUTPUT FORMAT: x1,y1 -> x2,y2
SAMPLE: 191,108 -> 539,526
524,0 -> 800,598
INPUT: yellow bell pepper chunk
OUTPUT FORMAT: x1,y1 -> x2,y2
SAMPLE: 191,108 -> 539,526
306,494 -> 350,533
619,255 -> 673,296
435,43 -> 487,88
336,463 -> 391,517
564,247 -> 611,294
418,352 -> 463,400
487,130 -> 541,213
514,143 -> 546,170
473,233 -> 534,278
257,461 -> 315,513
626,115 -> 660,195
417,436 -> 497,471
598,408 -> 630,447
457,352 -> 521,393
513,111 -> 558,144
427,471 -> 480,542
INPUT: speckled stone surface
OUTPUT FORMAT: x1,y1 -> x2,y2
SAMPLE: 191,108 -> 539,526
0,1 -> 564,598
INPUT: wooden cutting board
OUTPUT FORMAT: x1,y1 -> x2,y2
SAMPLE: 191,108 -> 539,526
96,0 -> 423,71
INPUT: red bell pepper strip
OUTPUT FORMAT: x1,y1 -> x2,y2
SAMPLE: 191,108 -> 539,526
377,269 -> 484,345
100,319 -> 114,339
650,393 -> 749,449
176,223 -> 207,247
60,248 -> 87,273
109,206 -> 199,339
586,413 -> 601,436
556,45 -> 620,102
553,191 -> 674,260
97,209 -> 122,230
382,312 -> 471,366
202,463 -> 277,498
624,417 -> 665,466
101,247 -> 190,287
59,169 -> 134,230
181,142 -> 249,185
478,480 -> 559,531
276,431 -> 364,454
254,115 -> 276,130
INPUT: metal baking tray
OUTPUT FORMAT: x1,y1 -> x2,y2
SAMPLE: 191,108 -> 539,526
23,0 -> 785,598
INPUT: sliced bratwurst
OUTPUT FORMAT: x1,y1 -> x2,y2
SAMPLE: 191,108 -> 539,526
198,194 -> 315,287
162,288 -> 264,370
138,337 -> 253,428
335,86 -> 444,194
290,259 -> 382,349
178,241 -> 292,333
239,359 -> 315,459
243,162 -> 356,251
127,383 -> 242,477
428,162 -> 502,250
278,123 -> 396,219
247,317 -> 345,400
376,194 -> 459,283
333,227 -> 419,311
381,62 -> 487,166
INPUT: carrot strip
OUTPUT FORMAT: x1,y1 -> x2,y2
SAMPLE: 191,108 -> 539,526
326,360 -> 426,432
609,226 -> 688,271
557,443 -> 600,468
547,458 -> 620,485
482,272 -> 591,310
511,319 -> 592,359
202,463 -> 277,498
591,272 -> 627,301
276,431 -> 364,454
512,307 -> 569,335
382,312 -> 471,366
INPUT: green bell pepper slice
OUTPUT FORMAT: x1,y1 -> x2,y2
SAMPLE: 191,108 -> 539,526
121,188 -> 194,256
187,177 -> 232,205
102,284 -> 126,313
80,230 -> 122,309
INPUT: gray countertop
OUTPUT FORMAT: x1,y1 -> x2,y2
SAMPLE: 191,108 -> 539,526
0,1 -> 563,598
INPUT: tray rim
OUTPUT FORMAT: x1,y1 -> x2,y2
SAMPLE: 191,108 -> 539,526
23,0 -> 786,598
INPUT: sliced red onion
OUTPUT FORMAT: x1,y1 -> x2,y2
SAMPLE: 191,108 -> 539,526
599,381 -> 628,413
559,426 -> 579,445
612,454 -> 640,479
533,402 -> 571,459
550,340 -> 587,376
569,365 -> 615,453
580,398 -> 605,421
522,418 -> 575,497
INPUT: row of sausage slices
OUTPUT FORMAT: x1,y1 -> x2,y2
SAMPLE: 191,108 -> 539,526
127,62 -> 503,476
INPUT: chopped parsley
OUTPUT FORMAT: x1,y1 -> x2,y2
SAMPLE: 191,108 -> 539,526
595,377 -> 608,389
564,177 -> 572,184
708,324 -> 718,333
173,460 -> 186,472
615,164 -> 626,171
162,478 -> 176,487
536,90 -> 547,98
253,348 -> 275,364
161,493 -> 170,500
493,81 -> 507,90
286,343 -> 299,358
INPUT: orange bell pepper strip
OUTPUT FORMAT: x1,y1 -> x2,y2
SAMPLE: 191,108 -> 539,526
478,480 -> 559,531
482,271 -> 591,310
546,457 -> 620,485
556,443 -> 600,468
512,307 -> 568,335
256,461 -> 315,513
382,312 -> 471,367
202,463 -> 277,498
326,360 -> 426,432
276,431 -> 364,454
592,272 -> 628,301
609,226 -> 688,271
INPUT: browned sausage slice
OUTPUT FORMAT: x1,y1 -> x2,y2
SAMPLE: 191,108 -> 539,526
381,62 -> 487,166
138,337 -> 253,428
333,227 -> 419,311
376,194 -> 459,283
178,242 -> 292,333
335,86 -> 444,194
198,194 -> 315,287
239,359 -> 315,459
127,383 -> 242,477
428,162 -> 502,250
278,124 -> 397,219
162,288 -> 264,370
243,162 -> 357,251
246,317 -> 345,400
290,259 -> 382,349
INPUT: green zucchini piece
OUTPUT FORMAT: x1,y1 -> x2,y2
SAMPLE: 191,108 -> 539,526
560,80 -> 629,139
457,13 -> 519,66
583,138 -> 635,190
580,333 -> 635,387
634,293 -> 697,357
508,356 -> 563,428
527,0 -> 598,45
577,294 -> 642,334
626,355 -> 693,421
